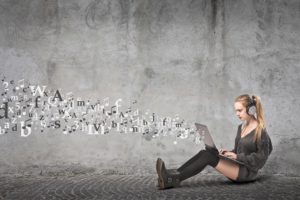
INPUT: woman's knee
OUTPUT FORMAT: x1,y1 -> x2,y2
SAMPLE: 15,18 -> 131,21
198,149 -> 220,167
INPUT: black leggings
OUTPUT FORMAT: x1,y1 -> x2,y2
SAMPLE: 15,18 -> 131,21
177,149 -> 220,181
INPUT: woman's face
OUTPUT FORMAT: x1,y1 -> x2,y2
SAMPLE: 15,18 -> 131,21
234,101 -> 249,121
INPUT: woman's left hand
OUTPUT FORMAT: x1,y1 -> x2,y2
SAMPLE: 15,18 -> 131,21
224,152 -> 237,160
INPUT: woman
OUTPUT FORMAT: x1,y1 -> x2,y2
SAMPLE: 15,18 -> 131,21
156,94 -> 273,189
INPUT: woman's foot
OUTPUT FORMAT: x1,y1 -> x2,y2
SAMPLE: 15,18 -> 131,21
155,169 -> 180,188
157,159 -> 181,189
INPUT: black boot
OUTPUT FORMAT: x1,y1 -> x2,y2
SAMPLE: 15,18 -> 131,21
156,158 -> 180,175
156,169 -> 180,188
156,158 -> 179,188
157,160 -> 181,189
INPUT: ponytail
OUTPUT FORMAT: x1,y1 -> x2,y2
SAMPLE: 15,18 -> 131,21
235,94 -> 266,143
253,95 -> 266,143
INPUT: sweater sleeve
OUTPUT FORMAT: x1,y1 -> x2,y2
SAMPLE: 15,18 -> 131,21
236,129 -> 273,172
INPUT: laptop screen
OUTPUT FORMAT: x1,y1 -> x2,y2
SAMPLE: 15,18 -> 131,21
195,123 -> 217,149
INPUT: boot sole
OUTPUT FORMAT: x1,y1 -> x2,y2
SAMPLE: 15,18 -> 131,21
157,159 -> 166,189
156,158 -> 162,188
156,158 -> 162,175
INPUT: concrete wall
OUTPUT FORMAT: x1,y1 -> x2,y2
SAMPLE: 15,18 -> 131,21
0,0 -> 299,176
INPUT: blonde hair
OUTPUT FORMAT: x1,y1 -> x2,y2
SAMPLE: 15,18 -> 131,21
235,94 -> 266,142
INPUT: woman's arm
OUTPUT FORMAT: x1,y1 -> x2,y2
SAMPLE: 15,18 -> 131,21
236,130 -> 272,172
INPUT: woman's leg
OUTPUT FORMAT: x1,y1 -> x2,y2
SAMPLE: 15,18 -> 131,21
177,150 -> 240,181
176,149 -> 220,181
214,159 -> 240,181
177,150 -> 204,172
157,149 -> 240,189
157,149 -> 219,189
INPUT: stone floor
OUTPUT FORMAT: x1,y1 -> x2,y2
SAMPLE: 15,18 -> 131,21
0,174 -> 299,200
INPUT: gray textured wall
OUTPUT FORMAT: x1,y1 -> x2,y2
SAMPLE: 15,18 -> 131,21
0,0 -> 300,176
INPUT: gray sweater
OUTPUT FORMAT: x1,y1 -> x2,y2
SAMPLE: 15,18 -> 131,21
232,124 -> 273,173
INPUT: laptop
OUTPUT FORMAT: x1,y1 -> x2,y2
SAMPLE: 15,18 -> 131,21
195,123 -> 244,165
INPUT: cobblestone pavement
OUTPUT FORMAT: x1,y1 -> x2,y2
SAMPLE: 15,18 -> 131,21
0,174 -> 299,200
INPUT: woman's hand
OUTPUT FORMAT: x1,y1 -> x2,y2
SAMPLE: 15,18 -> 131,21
219,148 -> 228,155
219,149 -> 237,159
223,151 -> 237,160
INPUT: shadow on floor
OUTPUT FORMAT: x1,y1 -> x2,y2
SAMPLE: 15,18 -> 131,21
178,174 -> 274,189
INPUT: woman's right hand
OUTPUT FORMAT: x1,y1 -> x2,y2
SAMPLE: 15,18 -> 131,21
219,149 -> 228,155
